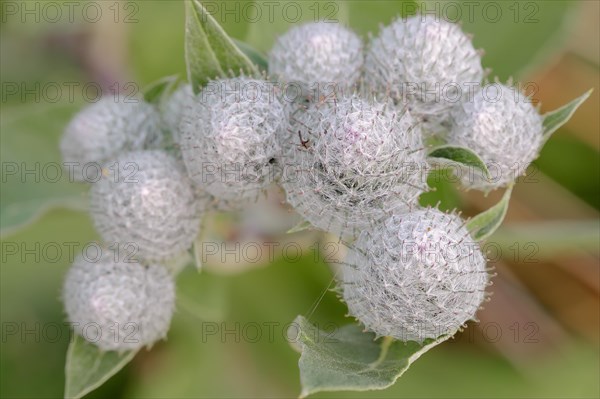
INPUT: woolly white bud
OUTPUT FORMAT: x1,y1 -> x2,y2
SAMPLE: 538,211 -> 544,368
280,94 -> 428,237
180,77 -> 284,208
364,15 -> 484,135
269,22 -> 363,94
63,252 -> 175,351
342,208 -> 488,342
448,83 -> 543,190
162,84 -> 194,144
90,150 -> 205,261
60,97 -> 163,182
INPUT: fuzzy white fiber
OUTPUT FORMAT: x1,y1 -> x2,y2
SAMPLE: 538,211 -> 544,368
269,22 -> 363,95
448,83 -> 543,190
90,150 -> 205,262
180,77 -> 285,208
63,252 -> 175,351
280,94 -> 428,237
60,96 -> 163,182
364,15 -> 484,135
342,208 -> 488,342
162,84 -> 194,144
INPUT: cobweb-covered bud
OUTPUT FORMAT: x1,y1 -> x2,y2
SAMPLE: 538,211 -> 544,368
90,150 -> 205,262
60,96 -> 163,182
342,208 -> 488,342
280,94 -> 428,237
448,83 -> 543,191
364,15 -> 484,135
63,252 -> 175,351
269,22 -> 363,95
161,84 -> 194,144
180,77 -> 284,208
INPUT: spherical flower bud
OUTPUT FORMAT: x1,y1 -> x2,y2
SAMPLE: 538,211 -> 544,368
364,15 -> 484,135
90,150 -> 205,262
448,83 -> 543,191
280,94 -> 428,237
63,252 -> 175,351
60,96 -> 163,182
161,84 -> 194,144
269,22 -> 363,95
180,77 -> 284,208
342,208 -> 488,342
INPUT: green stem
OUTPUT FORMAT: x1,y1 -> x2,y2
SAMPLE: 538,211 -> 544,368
489,220 -> 599,258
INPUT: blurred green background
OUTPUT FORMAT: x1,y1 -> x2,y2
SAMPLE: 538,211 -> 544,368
1,1 -> 598,398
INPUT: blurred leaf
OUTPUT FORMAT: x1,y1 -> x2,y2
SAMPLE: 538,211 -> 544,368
428,145 -> 490,178
0,209 -> 99,398
294,316 -> 448,397
142,75 -> 179,105
535,134 -> 600,210
1,197 -> 87,239
458,1 -> 576,79
176,267 -> 229,322
467,185 -> 513,241
0,103 -> 87,237
287,220 -> 313,234
64,335 -> 137,399
185,0 -> 257,93
542,89 -> 593,143
233,39 -> 269,71
492,221 -> 600,257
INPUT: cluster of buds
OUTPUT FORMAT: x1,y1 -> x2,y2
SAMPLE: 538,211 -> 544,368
59,15 -> 549,349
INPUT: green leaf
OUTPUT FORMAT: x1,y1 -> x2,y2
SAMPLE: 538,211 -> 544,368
459,1 -> 577,80
176,267 -> 229,322
233,39 -> 268,72
492,221 -> 600,258
0,102 -> 88,238
293,316 -> 449,398
428,145 -> 490,178
287,220 -> 313,234
534,134 -> 600,210
467,184 -> 513,241
542,89 -> 593,143
143,75 -> 179,105
64,335 -> 137,399
184,0 -> 258,93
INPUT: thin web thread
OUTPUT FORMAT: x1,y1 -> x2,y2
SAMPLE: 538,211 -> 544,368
304,269 -> 339,321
